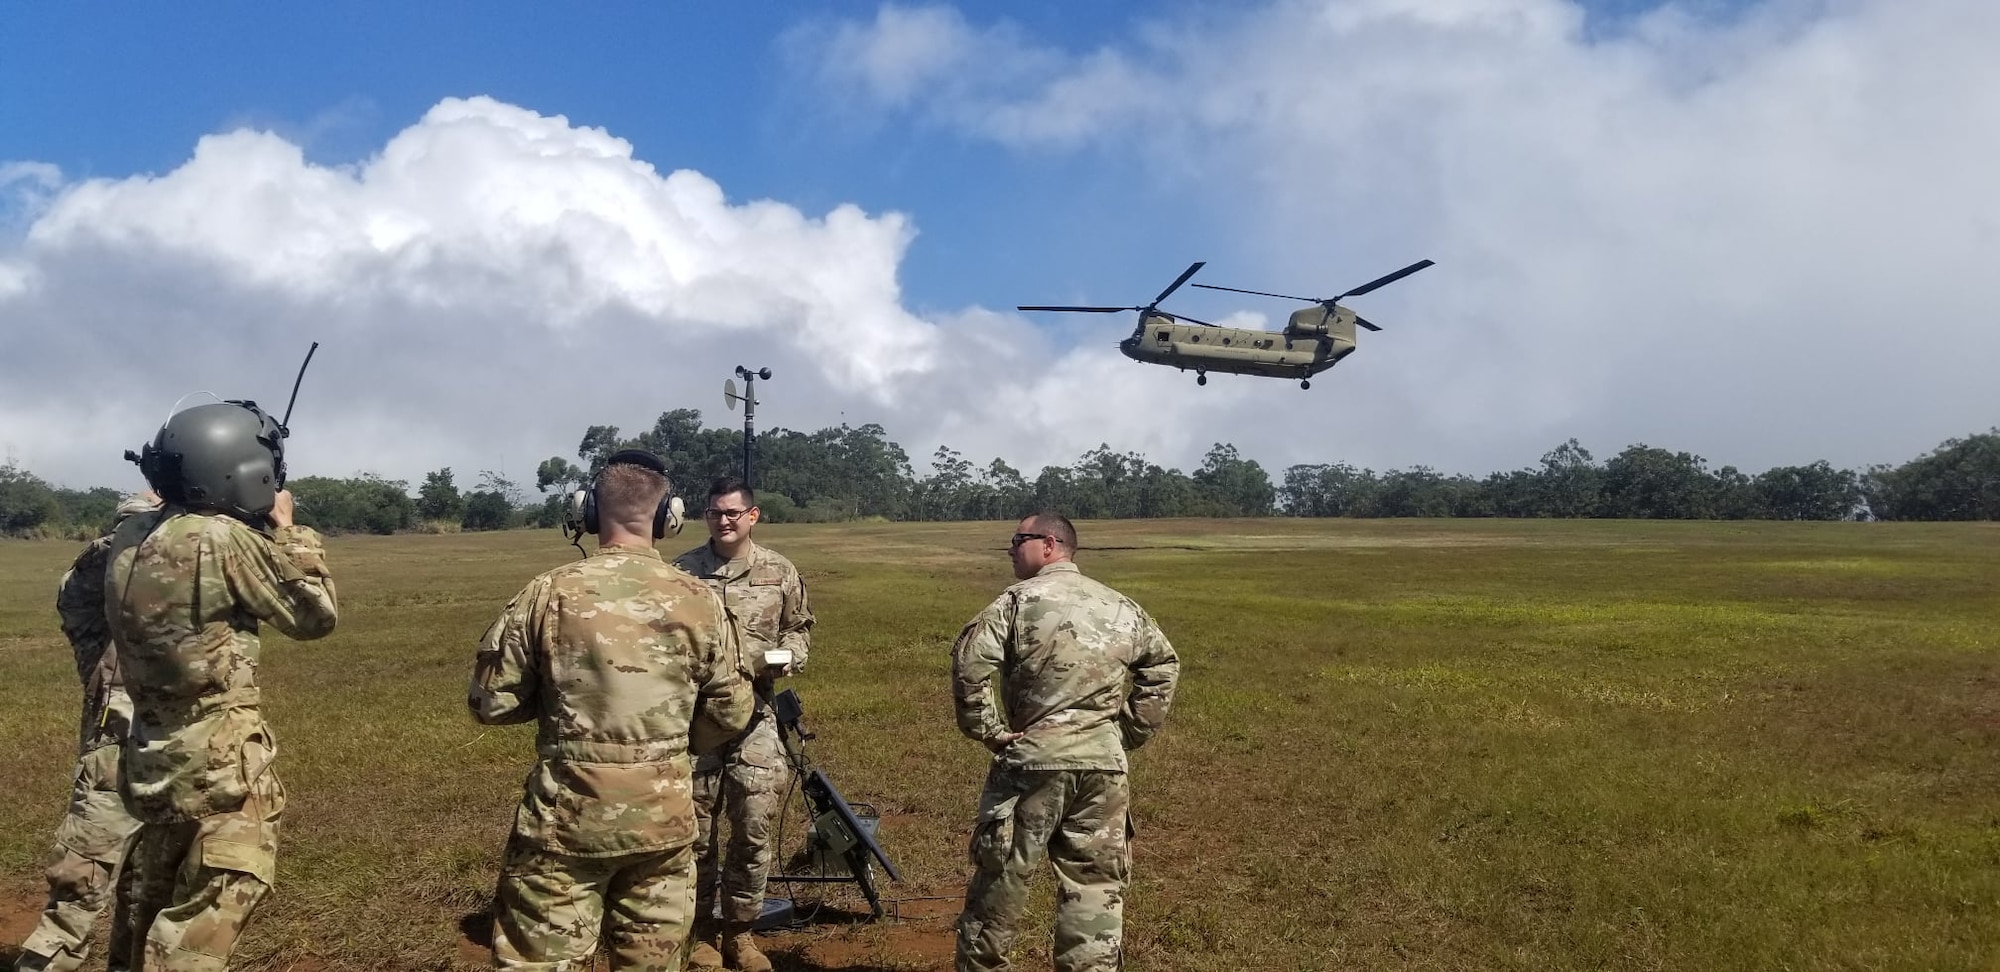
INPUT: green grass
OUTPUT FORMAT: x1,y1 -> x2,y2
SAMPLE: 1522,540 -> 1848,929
2,519 -> 1998,970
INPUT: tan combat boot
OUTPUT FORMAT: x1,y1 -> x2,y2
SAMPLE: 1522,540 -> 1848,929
721,922 -> 773,972
688,916 -> 723,969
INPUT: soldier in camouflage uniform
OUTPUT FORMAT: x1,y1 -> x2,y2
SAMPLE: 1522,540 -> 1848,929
14,494 -> 160,972
951,513 -> 1180,972
472,452 -> 755,971
671,477 -> 813,972
107,404 -> 340,972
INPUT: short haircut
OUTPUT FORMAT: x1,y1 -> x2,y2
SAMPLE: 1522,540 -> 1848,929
599,462 -> 670,519
707,476 -> 756,507
1025,511 -> 1077,549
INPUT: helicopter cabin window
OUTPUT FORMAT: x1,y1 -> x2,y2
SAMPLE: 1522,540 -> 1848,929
1155,330 -> 1170,342
1221,337 -> 1231,346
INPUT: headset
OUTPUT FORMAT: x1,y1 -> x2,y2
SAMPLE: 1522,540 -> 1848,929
568,449 -> 685,541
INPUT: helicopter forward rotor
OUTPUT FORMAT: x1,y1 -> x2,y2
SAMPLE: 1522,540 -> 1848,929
1018,261 -> 1216,325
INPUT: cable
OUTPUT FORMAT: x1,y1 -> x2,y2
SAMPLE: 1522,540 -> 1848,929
767,740 -> 841,928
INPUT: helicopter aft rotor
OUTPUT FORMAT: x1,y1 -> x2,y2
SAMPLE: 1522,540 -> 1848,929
1192,258 -> 1435,334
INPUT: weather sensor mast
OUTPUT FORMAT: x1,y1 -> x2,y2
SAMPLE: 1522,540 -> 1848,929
723,366 -> 772,489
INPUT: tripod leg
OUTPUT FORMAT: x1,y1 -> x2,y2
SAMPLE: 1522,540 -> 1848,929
849,851 -> 884,920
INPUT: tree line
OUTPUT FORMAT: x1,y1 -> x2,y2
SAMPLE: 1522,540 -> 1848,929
5,415 -> 2000,537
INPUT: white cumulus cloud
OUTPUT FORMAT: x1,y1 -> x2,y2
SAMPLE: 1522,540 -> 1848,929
0,96 -> 1232,492
795,0 -> 2000,474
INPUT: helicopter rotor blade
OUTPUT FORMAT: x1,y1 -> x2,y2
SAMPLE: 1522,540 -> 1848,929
1149,261 -> 1206,308
1166,312 -> 1221,327
1336,259 -> 1435,300
1191,282 -> 1318,302
1353,314 -> 1383,332
1017,305 -> 1138,313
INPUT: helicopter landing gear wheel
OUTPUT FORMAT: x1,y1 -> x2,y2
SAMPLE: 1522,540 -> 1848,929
1301,379 -> 1311,390
1196,373 -> 1207,386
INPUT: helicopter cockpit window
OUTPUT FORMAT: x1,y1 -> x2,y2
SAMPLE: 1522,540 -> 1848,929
1155,330 -> 1169,342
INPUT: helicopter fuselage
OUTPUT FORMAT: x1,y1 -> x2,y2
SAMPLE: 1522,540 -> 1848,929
1119,307 -> 1358,380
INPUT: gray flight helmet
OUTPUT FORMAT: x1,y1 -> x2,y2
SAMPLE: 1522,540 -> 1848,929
136,401 -> 286,521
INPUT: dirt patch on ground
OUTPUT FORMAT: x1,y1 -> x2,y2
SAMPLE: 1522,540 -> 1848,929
1,886 -> 45,966
772,898 -> 960,971
456,910 -> 493,969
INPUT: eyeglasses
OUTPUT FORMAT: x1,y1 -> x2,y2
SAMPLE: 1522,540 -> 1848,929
1010,532 -> 1051,549
705,508 -> 753,522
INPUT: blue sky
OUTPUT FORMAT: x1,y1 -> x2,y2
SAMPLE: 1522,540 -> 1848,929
6,2 -> 1151,311
4,0 -> 1995,490
2,0 -> 1694,312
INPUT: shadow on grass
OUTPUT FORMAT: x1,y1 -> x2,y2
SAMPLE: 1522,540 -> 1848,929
773,900 -> 879,929
454,906 -> 930,972
456,909 -> 491,950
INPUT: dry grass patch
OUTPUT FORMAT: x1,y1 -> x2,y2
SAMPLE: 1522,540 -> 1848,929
0,519 -> 1997,969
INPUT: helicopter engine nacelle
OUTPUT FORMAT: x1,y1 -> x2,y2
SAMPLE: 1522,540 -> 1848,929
1284,304 -> 1352,340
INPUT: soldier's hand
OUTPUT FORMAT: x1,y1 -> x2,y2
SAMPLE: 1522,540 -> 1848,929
269,490 -> 296,528
984,731 -> 1025,754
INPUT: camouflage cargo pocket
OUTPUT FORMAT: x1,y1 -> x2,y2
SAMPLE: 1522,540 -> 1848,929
201,772 -> 283,884
967,795 -> 1019,871
200,837 -> 275,885
55,745 -> 140,863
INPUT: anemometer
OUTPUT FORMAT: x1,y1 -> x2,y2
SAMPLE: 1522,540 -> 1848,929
723,366 -> 771,488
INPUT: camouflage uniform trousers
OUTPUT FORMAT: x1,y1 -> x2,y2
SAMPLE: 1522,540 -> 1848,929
692,712 -> 791,925
15,744 -> 144,972
122,769 -> 283,972
956,768 -> 1131,972
492,834 -> 697,971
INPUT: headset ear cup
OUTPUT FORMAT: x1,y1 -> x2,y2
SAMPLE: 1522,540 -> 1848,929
582,486 -> 600,535
657,496 -> 684,539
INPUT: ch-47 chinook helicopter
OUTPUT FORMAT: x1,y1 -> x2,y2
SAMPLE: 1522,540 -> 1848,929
1019,258 -> 1434,389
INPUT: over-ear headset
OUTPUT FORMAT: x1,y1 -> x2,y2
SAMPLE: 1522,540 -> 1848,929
573,449 -> 685,540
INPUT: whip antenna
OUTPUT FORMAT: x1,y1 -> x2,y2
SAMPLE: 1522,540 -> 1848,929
280,341 -> 320,434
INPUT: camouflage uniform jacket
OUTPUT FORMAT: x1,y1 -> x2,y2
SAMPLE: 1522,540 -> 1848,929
672,541 -> 814,678
952,562 -> 1180,772
471,540 -> 756,858
105,509 -> 339,822
55,495 -> 160,755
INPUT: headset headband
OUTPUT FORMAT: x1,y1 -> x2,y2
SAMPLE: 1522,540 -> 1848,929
602,449 -> 667,476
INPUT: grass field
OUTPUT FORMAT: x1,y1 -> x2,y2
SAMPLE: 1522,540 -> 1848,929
1,518 -> 1997,971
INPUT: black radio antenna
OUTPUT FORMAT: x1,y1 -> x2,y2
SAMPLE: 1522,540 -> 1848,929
279,341 -> 319,435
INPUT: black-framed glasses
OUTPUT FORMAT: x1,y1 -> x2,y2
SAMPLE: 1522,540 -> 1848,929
1010,532 -> 1051,549
706,508 -> 754,522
